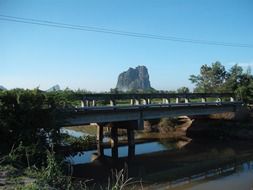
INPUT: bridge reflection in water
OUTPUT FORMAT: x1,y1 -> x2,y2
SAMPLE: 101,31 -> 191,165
68,140 -> 253,189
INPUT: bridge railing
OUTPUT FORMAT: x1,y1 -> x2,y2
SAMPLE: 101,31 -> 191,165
78,93 -> 236,107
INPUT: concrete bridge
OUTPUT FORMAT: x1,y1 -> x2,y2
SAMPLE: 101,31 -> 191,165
61,93 -> 242,158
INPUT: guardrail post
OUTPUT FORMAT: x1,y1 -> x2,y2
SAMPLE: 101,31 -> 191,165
135,99 -> 140,105
201,98 -> 206,103
85,100 -> 90,107
110,100 -> 116,106
184,98 -> 189,103
163,98 -> 170,104
80,100 -> 85,108
216,98 -> 222,102
142,99 -> 147,105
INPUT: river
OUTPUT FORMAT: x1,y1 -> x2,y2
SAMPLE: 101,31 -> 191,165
63,129 -> 253,190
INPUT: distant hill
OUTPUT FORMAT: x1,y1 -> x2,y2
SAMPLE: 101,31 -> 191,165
0,85 -> 7,90
116,66 -> 152,92
46,85 -> 60,92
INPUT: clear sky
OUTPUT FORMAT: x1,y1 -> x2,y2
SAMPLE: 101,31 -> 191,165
1,0 -> 253,91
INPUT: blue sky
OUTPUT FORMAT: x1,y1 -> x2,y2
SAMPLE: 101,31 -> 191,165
1,0 -> 253,91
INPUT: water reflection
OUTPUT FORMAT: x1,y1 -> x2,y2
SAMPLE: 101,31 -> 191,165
67,141 -> 169,164
67,140 -> 253,189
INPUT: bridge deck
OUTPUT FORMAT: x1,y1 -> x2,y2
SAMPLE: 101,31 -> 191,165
61,101 -> 242,129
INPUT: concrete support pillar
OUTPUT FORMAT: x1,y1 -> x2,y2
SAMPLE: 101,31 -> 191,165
230,97 -> 235,102
80,100 -> 85,108
92,100 -> 96,107
127,128 -> 135,159
111,127 -> 118,158
110,100 -> 116,106
201,98 -> 206,103
185,98 -> 189,103
130,99 -> 134,105
176,98 -> 179,104
96,125 -> 104,156
147,98 -> 152,104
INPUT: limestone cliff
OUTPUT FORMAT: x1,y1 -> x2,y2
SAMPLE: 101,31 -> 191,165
46,85 -> 60,92
116,66 -> 152,91
0,85 -> 6,90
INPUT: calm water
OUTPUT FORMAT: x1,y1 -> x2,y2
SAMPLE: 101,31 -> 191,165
64,129 -> 253,190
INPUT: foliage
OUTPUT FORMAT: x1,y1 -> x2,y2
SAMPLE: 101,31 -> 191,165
0,89 -> 50,144
177,87 -> 190,93
189,62 -> 253,102
107,169 -> 141,190
189,61 -> 226,93
63,135 -> 96,149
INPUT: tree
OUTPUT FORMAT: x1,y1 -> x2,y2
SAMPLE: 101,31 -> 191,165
224,64 -> 243,92
190,61 -> 253,103
189,61 -> 226,93
177,87 -> 190,93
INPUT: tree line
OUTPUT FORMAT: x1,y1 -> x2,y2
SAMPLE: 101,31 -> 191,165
189,61 -> 253,102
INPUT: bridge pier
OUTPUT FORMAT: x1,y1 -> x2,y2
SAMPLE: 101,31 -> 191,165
96,124 -> 104,156
127,128 -> 135,159
110,127 -> 118,158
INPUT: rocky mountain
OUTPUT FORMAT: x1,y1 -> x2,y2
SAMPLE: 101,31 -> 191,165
0,85 -> 7,90
116,66 -> 152,91
46,85 -> 60,92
